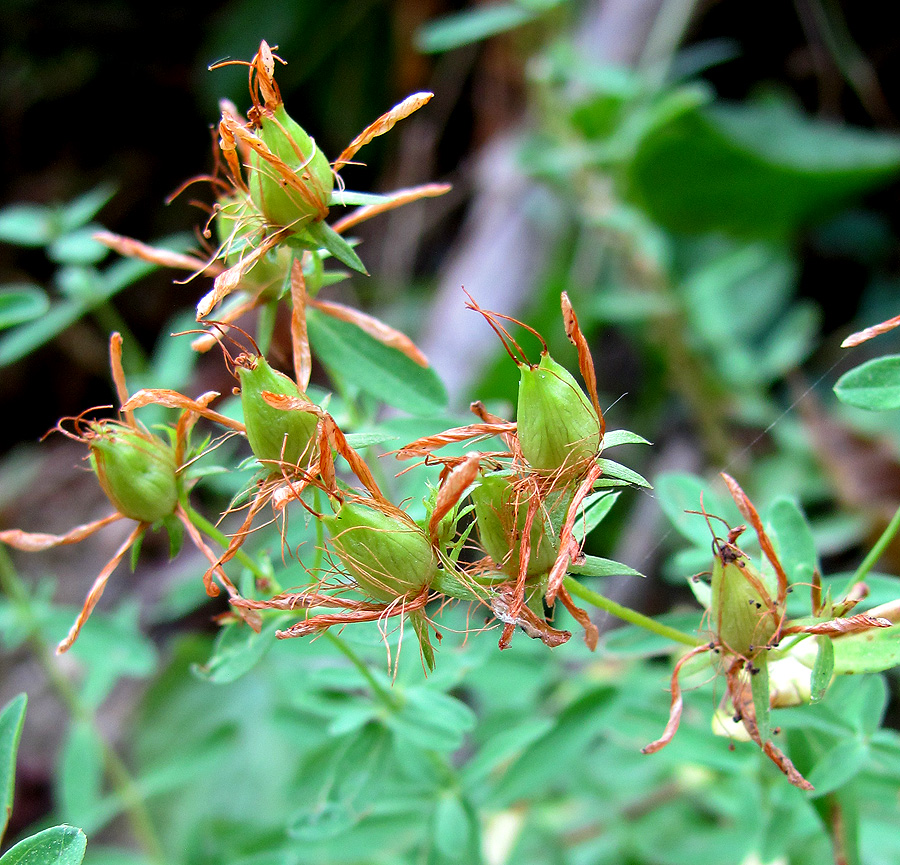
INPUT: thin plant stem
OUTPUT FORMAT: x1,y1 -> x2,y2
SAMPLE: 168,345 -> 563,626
844,500 -> 900,593
322,630 -> 401,711
563,576 -> 702,648
0,546 -> 166,864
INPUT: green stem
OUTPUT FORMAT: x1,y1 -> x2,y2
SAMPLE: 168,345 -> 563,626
564,577 -> 703,648
0,547 -> 165,864
845,501 -> 900,593
322,631 -> 401,711
183,504 -> 274,587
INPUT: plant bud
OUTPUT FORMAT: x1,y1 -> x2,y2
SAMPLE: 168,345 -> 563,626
88,424 -> 178,523
323,501 -> 437,603
471,471 -> 560,578
237,354 -> 319,469
249,104 -> 334,229
517,353 -> 602,473
711,547 -> 779,658
214,196 -> 288,289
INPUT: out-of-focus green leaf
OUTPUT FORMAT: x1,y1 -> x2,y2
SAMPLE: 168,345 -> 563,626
0,204 -> 54,247
58,721 -> 105,831
806,739 -> 870,798
432,793 -> 472,860
0,285 -> 49,330
832,625 -> 900,675
627,100 -> 900,237
835,355 -> 900,410
48,227 -> 110,266
416,4 -> 546,53
192,620 -> 279,684
307,307 -> 447,414
0,694 -> 27,842
655,473 -> 740,548
385,687 -> 476,752
0,825 -> 87,865
58,185 -> 116,234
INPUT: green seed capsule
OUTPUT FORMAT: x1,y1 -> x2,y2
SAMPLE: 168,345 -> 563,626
517,353 -> 602,473
237,355 -> 319,469
323,501 -> 437,602
214,196 -> 288,289
710,546 -> 779,658
471,471 -> 560,578
249,104 -> 334,229
88,424 -> 178,523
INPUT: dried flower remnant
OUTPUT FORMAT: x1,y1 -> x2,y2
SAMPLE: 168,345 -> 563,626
0,334 -> 254,652
641,473 -> 893,790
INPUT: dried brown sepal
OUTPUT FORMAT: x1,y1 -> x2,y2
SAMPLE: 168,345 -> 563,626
561,291 -> 604,436
490,586 -> 571,648
0,513 -> 125,552
545,462 -> 604,604
330,183 -> 452,234
784,614 -> 893,636
94,231 -> 222,277
557,583 -> 599,650
641,644 -> 712,754
57,522 -> 147,653
310,298 -> 429,367
720,473 -> 789,603
841,313 -> 900,348
428,452 -> 482,544
121,389 -> 246,432
197,230 -> 288,318
726,661 -> 813,790
395,422 -> 516,461
290,257 -> 312,389
333,93 -> 434,171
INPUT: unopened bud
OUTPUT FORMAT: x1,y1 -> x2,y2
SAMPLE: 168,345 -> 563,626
517,353 -> 601,473
88,424 -> 178,523
323,501 -> 437,602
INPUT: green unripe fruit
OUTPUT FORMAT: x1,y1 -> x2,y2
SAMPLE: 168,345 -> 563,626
471,471 -> 560,578
214,196 -> 288,289
249,104 -> 334,229
237,355 -> 319,470
323,501 -> 437,602
711,547 -> 779,658
88,425 -> 178,523
517,353 -> 602,473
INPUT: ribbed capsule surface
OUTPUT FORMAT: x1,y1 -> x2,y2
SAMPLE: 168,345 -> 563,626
237,355 -> 319,469
710,546 -> 779,657
471,471 -> 561,578
323,501 -> 437,603
249,104 -> 334,228
89,425 -> 178,523
517,353 -> 601,473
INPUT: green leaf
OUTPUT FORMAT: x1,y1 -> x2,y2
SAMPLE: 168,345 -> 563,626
766,497 -> 818,586
432,793 -> 471,860
596,458 -> 651,488
806,739 -> 870,798
834,355 -> 900,410
57,722 -> 104,830
48,227 -> 109,266
601,429 -> 652,448
832,624 -> 900,674
57,185 -> 116,234
0,204 -> 54,247
750,655 -> 771,745
567,555 -> 642,578
307,307 -> 447,414
573,491 -> 619,543
416,4 -> 539,53
327,191 -> 396,207
0,694 -> 27,842
627,99 -> 900,238
0,825 -> 87,865
655,473 -> 740,548
460,717 -> 553,786
811,636 -> 834,702
191,620 -> 279,684
0,285 -> 49,330
299,220 -> 367,275
386,687 -> 476,752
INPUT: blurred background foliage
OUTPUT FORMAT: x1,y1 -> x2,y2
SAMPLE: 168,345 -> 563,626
3,1 -> 900,863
